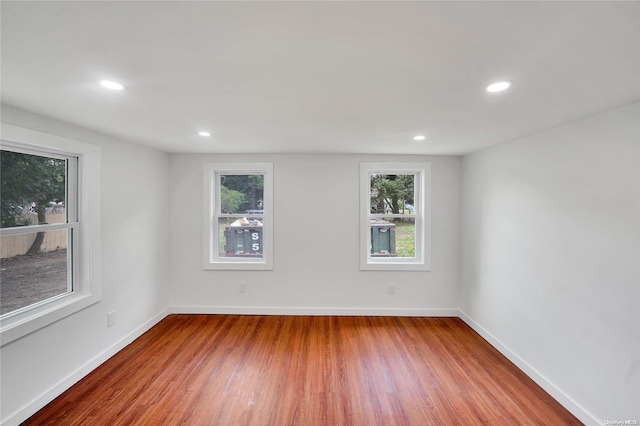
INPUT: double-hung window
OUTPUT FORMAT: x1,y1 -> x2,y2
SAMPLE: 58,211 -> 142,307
0,124 -> 101,345
360,162 -> 431,271
203,163 -> 273,270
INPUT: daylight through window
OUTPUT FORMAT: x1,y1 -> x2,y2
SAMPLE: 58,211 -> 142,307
0,126 -> 101,346
0,148 -> 76,316
360,162 -> 431,271
204,163 -> 273,270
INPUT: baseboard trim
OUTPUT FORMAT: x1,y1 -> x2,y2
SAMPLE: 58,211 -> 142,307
458,311 -> 600,426
2,308 -> 170,426
170,306 -> 459,317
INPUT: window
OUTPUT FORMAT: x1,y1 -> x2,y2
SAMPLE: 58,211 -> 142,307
360,162 -> 431,271
203,163 -> 273,270
0,124 -> 101,345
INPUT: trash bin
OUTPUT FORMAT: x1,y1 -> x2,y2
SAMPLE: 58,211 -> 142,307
224,218 -> 263,257
370,219 -> 396,256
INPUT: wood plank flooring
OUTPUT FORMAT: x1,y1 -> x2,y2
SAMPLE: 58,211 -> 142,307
24,315 -> 582,425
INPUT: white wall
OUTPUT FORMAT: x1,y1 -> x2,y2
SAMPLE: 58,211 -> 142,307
460,102 -> 640,424
169,154 -> 461,314
6,99 -> 636,425
0,106 -> 171,425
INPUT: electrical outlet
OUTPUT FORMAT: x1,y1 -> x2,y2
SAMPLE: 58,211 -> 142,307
388,284 -> 396,295
107,311 -> 117,327
239,282 -> 247,293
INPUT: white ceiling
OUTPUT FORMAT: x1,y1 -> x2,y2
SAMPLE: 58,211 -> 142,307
1,1 -> 639,155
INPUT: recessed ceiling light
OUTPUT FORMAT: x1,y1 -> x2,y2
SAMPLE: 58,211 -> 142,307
198,131 -> 211,137
100,80 -> 124,90
486,81 -> 512,93
413,135 -> 426,141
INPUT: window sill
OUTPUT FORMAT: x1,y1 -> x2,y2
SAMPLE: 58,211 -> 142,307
1,292 -> 100,346
360,261 -> 431,271
203,260 -> 273,271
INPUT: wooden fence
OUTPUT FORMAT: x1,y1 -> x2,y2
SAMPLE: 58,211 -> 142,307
0,212 -> 67,259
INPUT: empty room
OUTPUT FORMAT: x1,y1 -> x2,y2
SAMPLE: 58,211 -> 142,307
0,1 -> 638,425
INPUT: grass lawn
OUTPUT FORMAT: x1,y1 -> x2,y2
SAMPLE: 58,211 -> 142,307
394,220 -> 415,257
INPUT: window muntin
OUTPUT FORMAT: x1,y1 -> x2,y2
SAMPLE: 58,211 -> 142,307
204,163 -> 273,270
360,163 -> 431,271
0,124 -> 101,346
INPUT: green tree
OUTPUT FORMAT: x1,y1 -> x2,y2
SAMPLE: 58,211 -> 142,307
370,174 -> 414,214
0,150 -> 66,253
220,174 -> 264,212
220,186 -> 246,214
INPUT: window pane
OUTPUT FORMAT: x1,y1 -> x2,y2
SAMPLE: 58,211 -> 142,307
0,150 -> 67,228
0,229 -> 71,315
218,217 -> 264,258
370,218 -> 415,258
369,174 -> 415,214
219,174 -> 264,214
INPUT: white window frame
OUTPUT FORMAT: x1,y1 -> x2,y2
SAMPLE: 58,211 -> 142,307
203,162 -> 273,270
0,124 -> 101,346
360,162 -> 431,271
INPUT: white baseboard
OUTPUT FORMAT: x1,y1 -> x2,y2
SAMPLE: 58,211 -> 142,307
458,311 -> 600,426
170,306 -> 459,317
2,308 -> 170,426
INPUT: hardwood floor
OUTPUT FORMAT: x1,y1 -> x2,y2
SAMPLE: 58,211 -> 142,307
24,315 -> 582,425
